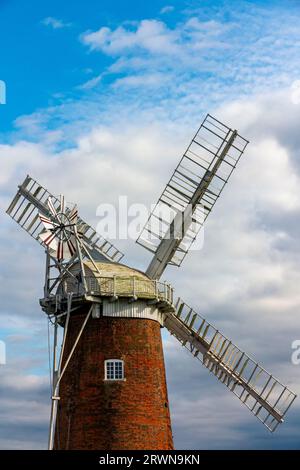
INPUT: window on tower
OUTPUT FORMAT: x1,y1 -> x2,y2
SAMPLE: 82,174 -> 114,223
104,359 -> 124,381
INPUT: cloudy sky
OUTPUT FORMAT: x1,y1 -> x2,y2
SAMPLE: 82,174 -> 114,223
0,0 -> 300,449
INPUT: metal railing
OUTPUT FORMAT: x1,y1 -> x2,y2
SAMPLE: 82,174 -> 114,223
57,275 -> 174,304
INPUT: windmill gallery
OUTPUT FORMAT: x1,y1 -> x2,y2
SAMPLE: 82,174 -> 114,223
5,114 -> 296,450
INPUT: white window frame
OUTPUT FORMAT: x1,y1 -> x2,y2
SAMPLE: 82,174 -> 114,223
104,359 -> 125,381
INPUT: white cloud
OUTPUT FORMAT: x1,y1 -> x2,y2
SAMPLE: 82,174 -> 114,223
112,72 -> 168,89
42,17 -> 71,30
1,373 -> 48,392
79,10 -> 300,99
79,74 -> 102,90
81,19 -> 180,55
160,6 -> 174,15
81,16 -> 230,62
0,370 -> 49,449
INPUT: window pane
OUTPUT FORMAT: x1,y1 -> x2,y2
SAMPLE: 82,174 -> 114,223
105,360 -> 124,380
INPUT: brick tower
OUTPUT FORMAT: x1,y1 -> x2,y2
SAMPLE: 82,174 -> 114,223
53,261 -> 174,450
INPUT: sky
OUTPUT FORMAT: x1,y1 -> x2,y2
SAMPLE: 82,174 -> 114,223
0,0 -> 300,449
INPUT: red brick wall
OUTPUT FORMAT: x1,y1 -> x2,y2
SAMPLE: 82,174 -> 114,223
55,309 -> 173,450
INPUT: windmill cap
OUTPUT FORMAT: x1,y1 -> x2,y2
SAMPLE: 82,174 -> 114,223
81,260 -> 150,280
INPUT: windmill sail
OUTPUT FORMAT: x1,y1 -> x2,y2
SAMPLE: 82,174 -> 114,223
6,175 -> 124,262
164,299 -> 296,432
137,114 -> 248,279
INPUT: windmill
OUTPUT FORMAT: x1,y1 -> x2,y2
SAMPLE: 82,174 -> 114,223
6,114 -> 296,450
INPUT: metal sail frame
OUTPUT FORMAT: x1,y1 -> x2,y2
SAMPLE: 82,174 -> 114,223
164,298 -> 296,432
136,114 -> 249,279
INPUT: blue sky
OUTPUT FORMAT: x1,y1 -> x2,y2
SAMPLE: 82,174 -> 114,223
1,0 -> 300,137
0,0 -> 300,449
0,0 -> 181,132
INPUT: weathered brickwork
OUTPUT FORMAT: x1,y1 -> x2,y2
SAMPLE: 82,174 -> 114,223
55,309 -> 173,450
